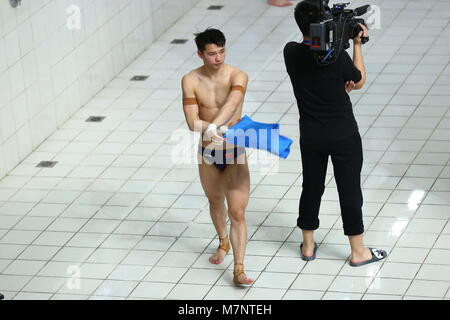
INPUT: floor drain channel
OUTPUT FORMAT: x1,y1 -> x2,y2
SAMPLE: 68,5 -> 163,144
86,116 -> 105,123
36,161 -> 58,168
130,75 -> 149,81
207,5 -> 224,10
171,39 -> 188,44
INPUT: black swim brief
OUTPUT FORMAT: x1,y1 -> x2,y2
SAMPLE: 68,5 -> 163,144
198,146 -> 246,171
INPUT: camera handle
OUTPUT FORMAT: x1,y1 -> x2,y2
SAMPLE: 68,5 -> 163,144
357,22 -> 369,44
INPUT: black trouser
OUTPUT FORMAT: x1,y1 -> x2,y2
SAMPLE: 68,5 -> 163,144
298,132 -> 364,236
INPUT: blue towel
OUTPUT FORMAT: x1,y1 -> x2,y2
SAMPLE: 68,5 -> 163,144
224,115 -> 293,159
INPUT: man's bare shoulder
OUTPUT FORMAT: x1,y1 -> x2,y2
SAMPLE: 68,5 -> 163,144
227,64 -> 248,78
182,68 -> 202,85
226,65 -> 248,85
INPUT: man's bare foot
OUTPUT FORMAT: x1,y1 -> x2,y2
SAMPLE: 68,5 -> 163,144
233,263 -> 254,285
209,248 -> 227,264
350,247 -> 374,265
301,242 -> 315,257
268,0 -> 293,7
209,237 -> 230,265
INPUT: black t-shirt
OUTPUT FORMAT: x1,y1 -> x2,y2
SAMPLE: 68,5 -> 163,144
284,42 -> 362,141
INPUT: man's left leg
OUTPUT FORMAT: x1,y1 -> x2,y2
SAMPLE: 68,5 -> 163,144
224,153 -> 253,285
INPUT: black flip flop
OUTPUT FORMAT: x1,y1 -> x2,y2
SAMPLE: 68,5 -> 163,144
300,242 -> 318,261
350,248 -> 387,267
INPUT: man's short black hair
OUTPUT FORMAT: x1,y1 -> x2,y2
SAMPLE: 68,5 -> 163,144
194,28 -> 226,52
294,1 -> 322,36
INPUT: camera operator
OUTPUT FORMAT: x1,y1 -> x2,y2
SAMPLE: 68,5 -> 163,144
284,0 -> 387,266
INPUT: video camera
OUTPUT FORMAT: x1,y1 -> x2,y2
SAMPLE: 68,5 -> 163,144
308,0 -> 371,65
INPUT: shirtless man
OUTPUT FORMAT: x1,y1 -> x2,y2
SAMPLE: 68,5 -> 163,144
181,28 -> 254,285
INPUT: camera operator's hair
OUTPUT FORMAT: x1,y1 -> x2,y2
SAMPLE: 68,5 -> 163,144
295,1 -> 322,36
194,28 -> 226,52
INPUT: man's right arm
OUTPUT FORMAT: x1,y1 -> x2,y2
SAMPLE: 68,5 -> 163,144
352,23 -> 368,90
181,74 -> 209,133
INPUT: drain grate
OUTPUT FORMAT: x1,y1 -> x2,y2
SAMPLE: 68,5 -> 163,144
171,39 -> 188,44
86,116 -> 105,123
130,75 -> 149,81
36,161 -> 58,168
207,5 -> 224,10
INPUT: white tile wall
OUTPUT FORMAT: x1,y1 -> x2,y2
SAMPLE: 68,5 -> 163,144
0,0 -> 200,179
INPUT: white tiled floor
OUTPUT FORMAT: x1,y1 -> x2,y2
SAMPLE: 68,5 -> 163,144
0,0 -> 449,300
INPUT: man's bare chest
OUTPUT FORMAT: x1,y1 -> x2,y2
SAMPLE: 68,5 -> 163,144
195,79 -> 232,109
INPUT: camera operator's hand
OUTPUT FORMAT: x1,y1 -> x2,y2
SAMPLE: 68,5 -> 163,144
354,23 -> 369,45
